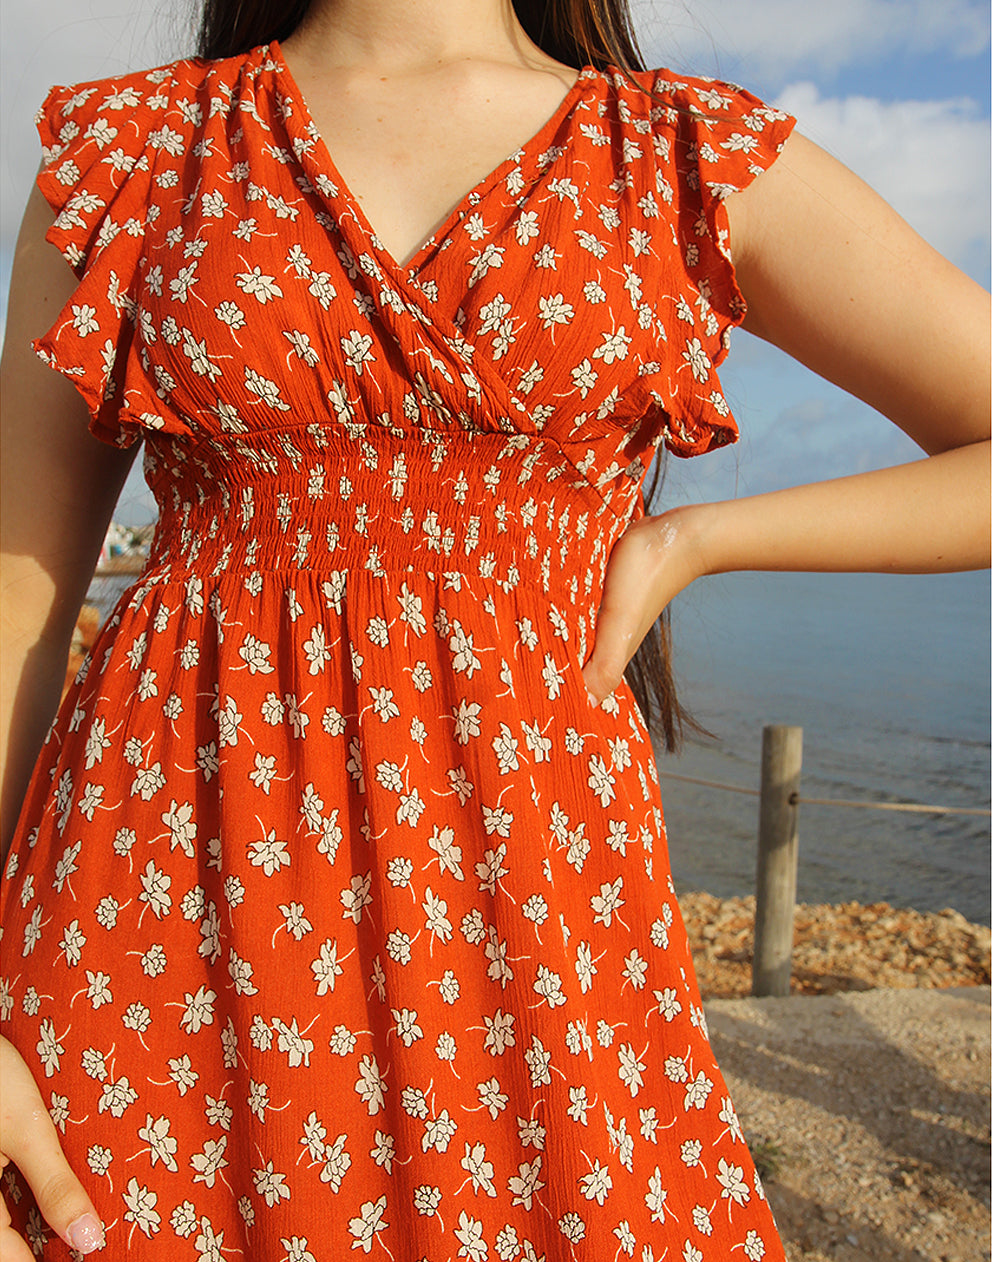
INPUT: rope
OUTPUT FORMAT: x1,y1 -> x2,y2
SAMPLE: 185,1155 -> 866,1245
795,795 -> 990,817
656,770 -> 990,817
657,770 -> 760,797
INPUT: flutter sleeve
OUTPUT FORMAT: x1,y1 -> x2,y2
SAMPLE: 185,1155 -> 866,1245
644,72 -> 796,457
31,70 -> 172,447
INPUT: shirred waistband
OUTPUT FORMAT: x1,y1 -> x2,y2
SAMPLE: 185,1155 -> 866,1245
139,425 -> 623,604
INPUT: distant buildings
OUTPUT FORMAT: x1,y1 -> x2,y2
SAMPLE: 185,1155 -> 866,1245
97,519 -> 155,566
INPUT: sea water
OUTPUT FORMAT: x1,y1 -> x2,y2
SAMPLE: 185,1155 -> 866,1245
661,569 -> 991,923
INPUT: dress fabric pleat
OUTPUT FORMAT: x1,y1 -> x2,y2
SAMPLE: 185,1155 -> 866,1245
1,42 -> 795,1260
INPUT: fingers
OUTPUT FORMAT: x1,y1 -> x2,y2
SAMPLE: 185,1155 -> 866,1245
1,1192 -> 38,1262
582,590 -> 638,705
0,1037 -> 105,1255
581,509 -> 703,705
1,1225 -> 40,1262
581,521 -> 659,704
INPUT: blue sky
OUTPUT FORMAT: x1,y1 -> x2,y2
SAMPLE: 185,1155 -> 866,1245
1,0 -> 988,522
630,0 -> 991,505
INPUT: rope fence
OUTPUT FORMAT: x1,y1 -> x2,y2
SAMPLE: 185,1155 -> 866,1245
657,769 -> 991,817
660,725 -> 989,998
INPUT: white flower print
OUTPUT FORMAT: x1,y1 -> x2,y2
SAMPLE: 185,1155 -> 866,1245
179,985 -> 216,1035
532,964 -> 566,1008
685,1070 -> 714,1111
537,293 -> 574,336
122,1002 -> 152,1035
58,919 -> 86,967
123,1178 -> 161,1239
645,1167 -> 670,1223
653,986 -> 683,1022
558,1211 -> 585,1242
341,330 -> 375,376
248,829 -> 291,876
435,1031 -> 457,1062
413,1184 -> 442,1216
449,621 -> 482,677
386,856 -> 414,887
4,59 -> 798,1260
682,336 -> 711,382
623,948 -> 648,989
452,699 -> 483,745
36,1020 -> 65,1078
422,1110 -> 457,1154
579,1159 -> 612,1205
138,1115 -> 179,1172
354,1055 -> 387,1115
590,876 -> 626,928
567,1085 -> 590,1125
87,1145 -> 113,1179
717,1156 -> 751,1207
618,1041 -> 647,1096
392,1007 -> 424,1047
385,928 -> 413,965
427,825 -> 464,880
348,1196 -> 388,1254
253,1161 -> 291,1207
491,723 -> 519,774
692,1204 -> 714,1235
235,266 -> 283,303
320,1134 -> 352,1192
743,1230 -> 767,1259
480,1009 -> 515,1057
369,1130 -> 395,1172
273,1016 -> 315,1068
325,1024 -> 354,1057
245,365 -> 292,411
523,1035 -> 553,1088
99,1076 -> 138,1118
168,1055 -> 198,1095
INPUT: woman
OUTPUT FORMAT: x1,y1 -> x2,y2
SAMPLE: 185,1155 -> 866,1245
0,0 -> 987,1257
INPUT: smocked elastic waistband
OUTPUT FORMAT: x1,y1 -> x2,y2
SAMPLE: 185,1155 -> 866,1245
139,425 -> 622,605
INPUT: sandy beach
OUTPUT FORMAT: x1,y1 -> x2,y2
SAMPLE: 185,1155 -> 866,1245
708,987 -> 989,1261
681,893 -> 990,1261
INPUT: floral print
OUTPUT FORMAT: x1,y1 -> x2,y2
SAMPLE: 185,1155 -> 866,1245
1,42 -> 794,1259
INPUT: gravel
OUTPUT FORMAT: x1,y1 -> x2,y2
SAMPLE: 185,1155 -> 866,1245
686,889 -> 991,1262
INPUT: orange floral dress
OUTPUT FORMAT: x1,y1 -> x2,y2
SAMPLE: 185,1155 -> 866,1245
1,43 -> 795,1261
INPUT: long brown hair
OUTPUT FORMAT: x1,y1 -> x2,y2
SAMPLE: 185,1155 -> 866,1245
196,0 -> 700,752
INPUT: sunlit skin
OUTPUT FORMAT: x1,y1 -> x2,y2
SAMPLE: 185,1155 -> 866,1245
0,0 -> 988,1255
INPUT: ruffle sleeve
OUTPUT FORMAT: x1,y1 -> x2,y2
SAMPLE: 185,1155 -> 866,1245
31,70 -> 177,447
641,70 -> 796,457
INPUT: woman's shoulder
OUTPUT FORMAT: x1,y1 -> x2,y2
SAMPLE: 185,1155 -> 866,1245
603,63 -> 793,132
35,44 -> 279,149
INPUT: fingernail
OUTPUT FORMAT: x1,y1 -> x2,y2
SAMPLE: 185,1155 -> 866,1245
66,1214 -> 105,1253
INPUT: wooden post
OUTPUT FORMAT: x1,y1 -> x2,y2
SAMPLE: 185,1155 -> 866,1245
752,724 -> 802,998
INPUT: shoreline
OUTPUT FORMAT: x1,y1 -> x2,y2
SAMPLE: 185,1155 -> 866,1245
677,890 -> 991,999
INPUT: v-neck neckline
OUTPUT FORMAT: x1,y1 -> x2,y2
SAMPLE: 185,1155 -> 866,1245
268,39 -> 599,278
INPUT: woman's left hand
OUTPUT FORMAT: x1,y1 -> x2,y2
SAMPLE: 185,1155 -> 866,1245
581,507 -> 704,706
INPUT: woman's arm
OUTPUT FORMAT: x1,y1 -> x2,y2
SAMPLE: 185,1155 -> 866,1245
0,175 -> 134,1256
581,132 -> 990,704
1,177 -> 139,862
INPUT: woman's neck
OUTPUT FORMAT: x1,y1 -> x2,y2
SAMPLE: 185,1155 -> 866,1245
282,0 -> 557,76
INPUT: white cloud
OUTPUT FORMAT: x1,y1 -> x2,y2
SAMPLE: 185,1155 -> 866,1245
776,83 -> 990,273
635,0 -> 990,82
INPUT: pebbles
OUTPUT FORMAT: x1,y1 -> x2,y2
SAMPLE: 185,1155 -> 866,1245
678,890 -> 991,998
